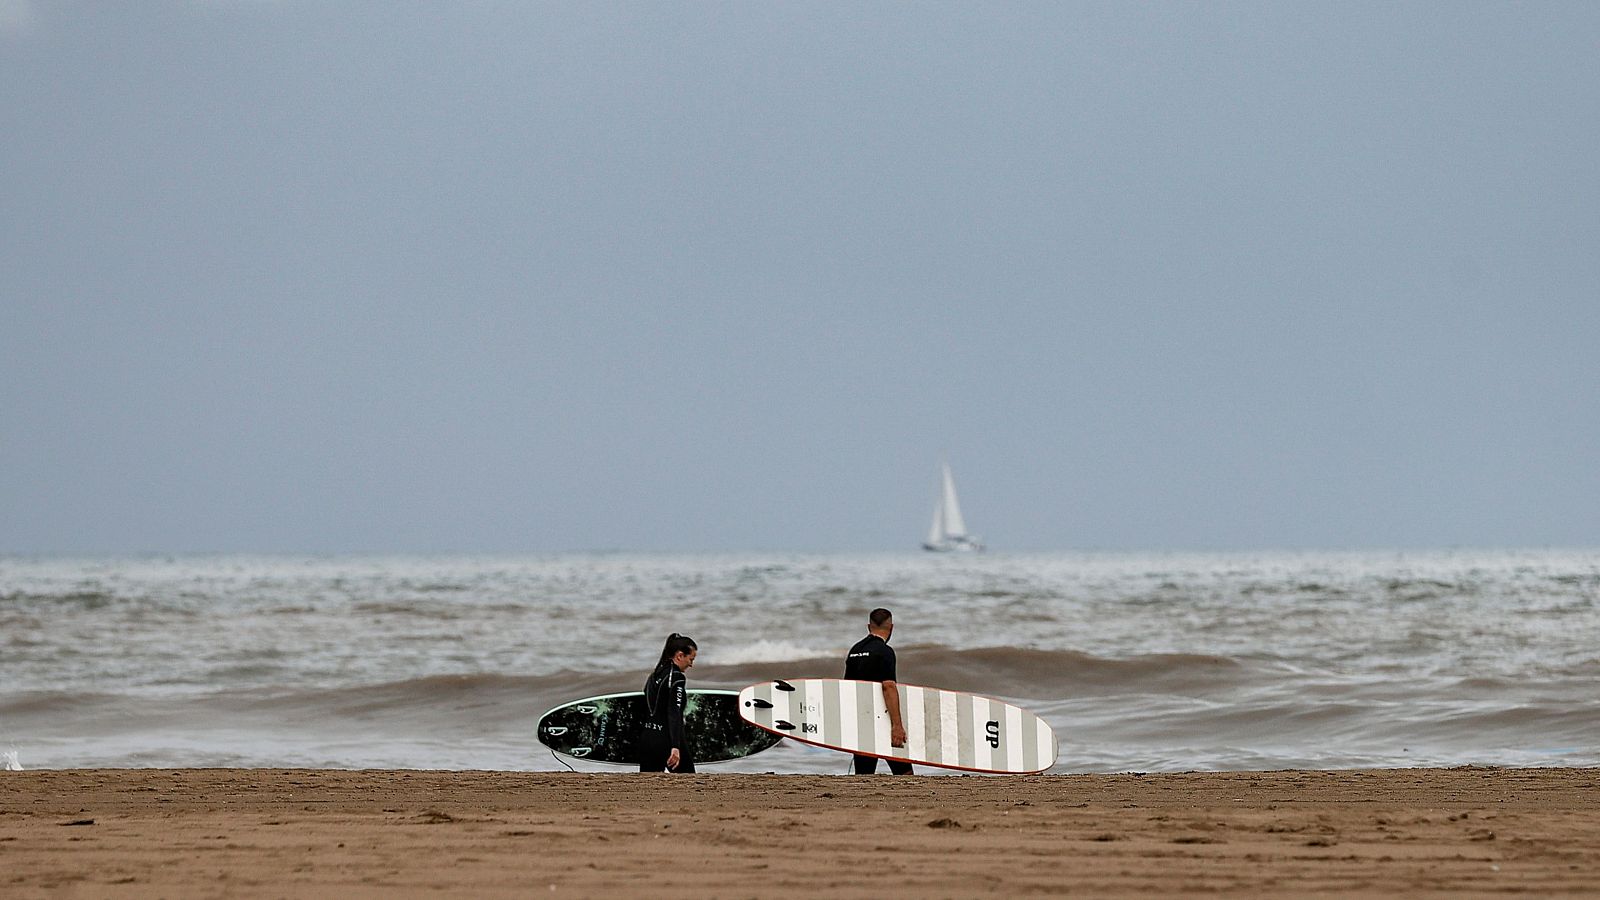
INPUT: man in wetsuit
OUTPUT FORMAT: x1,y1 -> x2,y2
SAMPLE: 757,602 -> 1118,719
844,608 -> 912,775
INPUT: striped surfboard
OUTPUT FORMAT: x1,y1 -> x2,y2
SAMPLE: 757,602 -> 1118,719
737,679 -> 1057,774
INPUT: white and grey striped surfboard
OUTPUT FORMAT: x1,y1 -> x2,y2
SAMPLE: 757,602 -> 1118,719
737,679 -> 1057,774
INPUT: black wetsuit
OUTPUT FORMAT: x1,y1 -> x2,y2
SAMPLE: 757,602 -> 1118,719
844,634 -> 913,775
639,664 -> 694,772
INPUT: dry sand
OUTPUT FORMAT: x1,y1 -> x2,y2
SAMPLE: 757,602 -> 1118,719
3,767 -> 1599,897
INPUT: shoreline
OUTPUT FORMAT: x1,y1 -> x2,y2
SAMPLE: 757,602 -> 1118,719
4,767 -> 1599,896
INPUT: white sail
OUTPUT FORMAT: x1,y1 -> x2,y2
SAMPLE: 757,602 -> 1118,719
939,463 -> 967,537
922,461 -> 983,552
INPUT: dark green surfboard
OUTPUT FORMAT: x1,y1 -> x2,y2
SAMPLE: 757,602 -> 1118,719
536,689 -> 783,765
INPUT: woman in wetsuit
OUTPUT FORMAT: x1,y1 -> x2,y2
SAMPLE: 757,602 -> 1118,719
639,633 -> 697,772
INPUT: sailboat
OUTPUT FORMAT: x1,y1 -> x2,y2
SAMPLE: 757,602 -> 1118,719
922,462 -> 984,552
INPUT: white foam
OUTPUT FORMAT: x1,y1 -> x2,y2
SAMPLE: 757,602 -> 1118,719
707,640 -> 831,666
3,749 -> 21,771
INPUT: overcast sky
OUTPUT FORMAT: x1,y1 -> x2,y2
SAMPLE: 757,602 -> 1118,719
2,1 -> 1597,554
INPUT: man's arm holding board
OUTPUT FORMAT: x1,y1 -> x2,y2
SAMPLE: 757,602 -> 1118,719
882,680 -> 907,748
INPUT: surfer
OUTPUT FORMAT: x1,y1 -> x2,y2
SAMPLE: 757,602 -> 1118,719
844,608 -> 912,775
640,633 -> 698,773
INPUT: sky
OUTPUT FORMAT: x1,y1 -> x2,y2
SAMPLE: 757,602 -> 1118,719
2,1 -> 1597,554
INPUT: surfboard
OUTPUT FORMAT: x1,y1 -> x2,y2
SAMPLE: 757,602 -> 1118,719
737,678 -> 1057,774
537,689 -> 783,765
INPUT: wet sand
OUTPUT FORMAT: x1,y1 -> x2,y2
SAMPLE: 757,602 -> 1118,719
3,767 -> 1599,897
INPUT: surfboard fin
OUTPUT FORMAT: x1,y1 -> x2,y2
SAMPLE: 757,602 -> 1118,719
774,720 -> 796,731
774,680 -> 796,692
747,698 -> 774,709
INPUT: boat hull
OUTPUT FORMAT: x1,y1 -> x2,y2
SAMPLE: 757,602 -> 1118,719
922,539 -> 984,553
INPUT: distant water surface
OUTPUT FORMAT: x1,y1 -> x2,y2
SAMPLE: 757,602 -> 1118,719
2,551 -> 1597,773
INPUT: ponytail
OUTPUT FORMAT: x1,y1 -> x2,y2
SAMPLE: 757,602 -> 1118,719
656,632 -> 698,669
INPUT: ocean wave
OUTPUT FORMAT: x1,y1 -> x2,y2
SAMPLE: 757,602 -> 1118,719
8,665 -> 1600,773
0,674 -> 640,743
1,590 -> 125,608
702,639 -> 833,666
900,645 -> 1254,699
0,649 -> 1253,727
696,645 -> 1259,700
350,601 -> 467,621
0,690 -> 125,717
242,672 -> 644,720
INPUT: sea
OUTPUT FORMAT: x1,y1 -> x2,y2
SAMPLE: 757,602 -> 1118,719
3,551 -> 1598,774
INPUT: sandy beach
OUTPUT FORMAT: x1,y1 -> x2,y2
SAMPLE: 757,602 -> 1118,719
3,767 -> 1598,897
